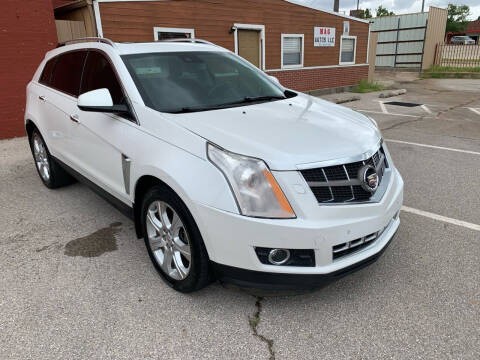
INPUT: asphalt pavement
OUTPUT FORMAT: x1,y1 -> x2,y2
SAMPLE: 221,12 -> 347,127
0,77 -> 479,359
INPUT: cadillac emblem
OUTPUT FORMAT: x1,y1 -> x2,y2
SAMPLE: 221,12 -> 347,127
359,165 -> 379,193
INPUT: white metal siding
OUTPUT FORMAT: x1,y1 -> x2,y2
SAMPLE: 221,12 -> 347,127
372,12 -> 428,68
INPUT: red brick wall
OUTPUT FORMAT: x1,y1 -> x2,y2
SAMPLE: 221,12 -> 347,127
0,0 -> 57,139
268,65 -> 369,92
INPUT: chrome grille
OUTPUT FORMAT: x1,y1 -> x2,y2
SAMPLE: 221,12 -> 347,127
301,147 -> 388,204
332,218 -> 392,260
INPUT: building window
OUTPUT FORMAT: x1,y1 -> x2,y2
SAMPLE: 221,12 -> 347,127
153,27 -> 195,41
281,34 -> 304,68
340,36 -> 356,65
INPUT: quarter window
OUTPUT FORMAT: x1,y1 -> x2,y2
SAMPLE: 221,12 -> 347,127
81,51 -> 124,105
340,36 -> 356,65
282,34 -> 304,68
50,51 -> 87,96
39,58 -> 57,86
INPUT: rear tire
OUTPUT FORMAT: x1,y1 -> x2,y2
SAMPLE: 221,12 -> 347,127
141,184 -> 212,293
29,129 -> 75,189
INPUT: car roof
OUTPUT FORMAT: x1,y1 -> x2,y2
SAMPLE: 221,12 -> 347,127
115,41 -> 228,55
48,38 -> 229,59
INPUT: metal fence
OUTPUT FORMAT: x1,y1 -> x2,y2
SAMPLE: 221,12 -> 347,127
434,44 -> 480,68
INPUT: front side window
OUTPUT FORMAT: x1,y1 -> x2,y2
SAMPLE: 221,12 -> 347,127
340,36 -> 356,64
122,51 -> 290,114
80,51 -> 124,105
282,34 -> 304,68
50,51 -> 87,96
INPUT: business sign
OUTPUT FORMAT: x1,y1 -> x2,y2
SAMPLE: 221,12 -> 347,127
314,27 -> 335,47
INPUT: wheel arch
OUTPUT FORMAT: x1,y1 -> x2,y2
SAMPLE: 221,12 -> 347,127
133,174 -> 194,240
25,119 -> 38,139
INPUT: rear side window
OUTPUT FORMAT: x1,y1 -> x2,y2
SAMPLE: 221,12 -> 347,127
50,51 -> 87,97
81,51 -> 124,105
39,58 -> 57,85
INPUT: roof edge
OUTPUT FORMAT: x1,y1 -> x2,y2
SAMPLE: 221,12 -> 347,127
54,0 -> 89,13
93,0 -> 370,24
284,0 -> 369,24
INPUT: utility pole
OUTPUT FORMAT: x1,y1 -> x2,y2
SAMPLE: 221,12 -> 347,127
421,0 -> 425,12
334,0 -> 339,12
357,0 -> 360,11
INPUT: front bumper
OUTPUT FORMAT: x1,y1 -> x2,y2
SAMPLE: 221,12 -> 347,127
212,230 -> 397,290
193,166 -> 403,289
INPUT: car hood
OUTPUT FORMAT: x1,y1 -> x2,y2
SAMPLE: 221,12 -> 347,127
163,93 -> 381,170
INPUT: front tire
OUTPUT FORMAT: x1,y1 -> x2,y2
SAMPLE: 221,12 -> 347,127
29,129 -> 74,189
141,185 -> 212,292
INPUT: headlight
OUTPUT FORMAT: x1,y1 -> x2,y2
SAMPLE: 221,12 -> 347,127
207,144 -> 295,219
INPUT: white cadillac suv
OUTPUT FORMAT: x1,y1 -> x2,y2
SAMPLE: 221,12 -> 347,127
25,38 -> 403,292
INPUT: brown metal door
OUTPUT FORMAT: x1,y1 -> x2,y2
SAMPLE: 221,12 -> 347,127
238,30 -> 261,67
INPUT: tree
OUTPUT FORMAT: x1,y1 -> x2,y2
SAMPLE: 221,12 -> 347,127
359,8 -> 373,19
376,5 -> 395,17
446,4 -> 470,33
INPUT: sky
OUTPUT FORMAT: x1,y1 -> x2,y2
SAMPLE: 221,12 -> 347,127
295,0 -> 480,20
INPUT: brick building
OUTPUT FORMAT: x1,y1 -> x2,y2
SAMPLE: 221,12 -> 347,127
0,0 -> 58,139
466,19 -> 480,43
57,0 -> 371,93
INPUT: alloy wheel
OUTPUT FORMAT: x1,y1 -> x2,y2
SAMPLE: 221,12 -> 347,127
32,133 -> 50,182
146,200 -> 192,280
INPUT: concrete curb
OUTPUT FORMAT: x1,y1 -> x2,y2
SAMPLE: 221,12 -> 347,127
333,95 -> 361,104
379,89 -> 407,98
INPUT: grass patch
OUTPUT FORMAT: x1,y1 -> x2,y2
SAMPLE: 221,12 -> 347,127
425,65 -> 480,73
443,58 -> 480,64
351,80 -> 384,93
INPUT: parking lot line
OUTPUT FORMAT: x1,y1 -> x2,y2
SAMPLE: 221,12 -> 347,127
402,206 -> 480,232
468,108 -> 480,116
421,105 -> 432,114
386,139 -> 480,156
359,110 -> 423,118
378,101 -> 388,114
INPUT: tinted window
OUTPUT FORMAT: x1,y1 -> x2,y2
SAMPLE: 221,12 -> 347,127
81,51 -> 124,105
50,51 -> 87,96
122,52 -> 288,113
39,58 -> 57,85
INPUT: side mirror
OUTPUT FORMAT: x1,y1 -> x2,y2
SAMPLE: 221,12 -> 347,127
78,88 -> 129,114
268,75 -> 281,86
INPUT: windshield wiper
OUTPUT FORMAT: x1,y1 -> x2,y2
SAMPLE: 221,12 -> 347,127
169,95 -> 287,114
242,95 -> 286,103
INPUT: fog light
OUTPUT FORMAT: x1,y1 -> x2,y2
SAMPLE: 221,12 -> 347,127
268,249 -> 291,265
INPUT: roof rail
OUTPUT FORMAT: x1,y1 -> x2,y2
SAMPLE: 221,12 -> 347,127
57,37 -> 116,48
159,38 -> 215,46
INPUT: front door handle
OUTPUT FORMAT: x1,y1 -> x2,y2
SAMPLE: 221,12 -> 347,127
70,114 -> 80,123
38,96 -> 46,102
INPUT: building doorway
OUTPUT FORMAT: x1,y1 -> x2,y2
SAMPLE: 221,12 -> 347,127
238,30 -> 261,67
234,24 -> 265,69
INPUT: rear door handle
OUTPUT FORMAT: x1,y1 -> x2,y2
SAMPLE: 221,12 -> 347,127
38,96 -> 46,102
70,114 -> 80,123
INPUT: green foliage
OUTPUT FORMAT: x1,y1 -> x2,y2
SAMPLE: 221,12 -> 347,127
446,4 -> 470,33
376,5 -> 395,17
426,65 -> 480,73
351,80 -> 385,93
359,8 -> 373,19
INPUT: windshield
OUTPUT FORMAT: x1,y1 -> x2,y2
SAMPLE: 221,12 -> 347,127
122,51 -> 293,113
